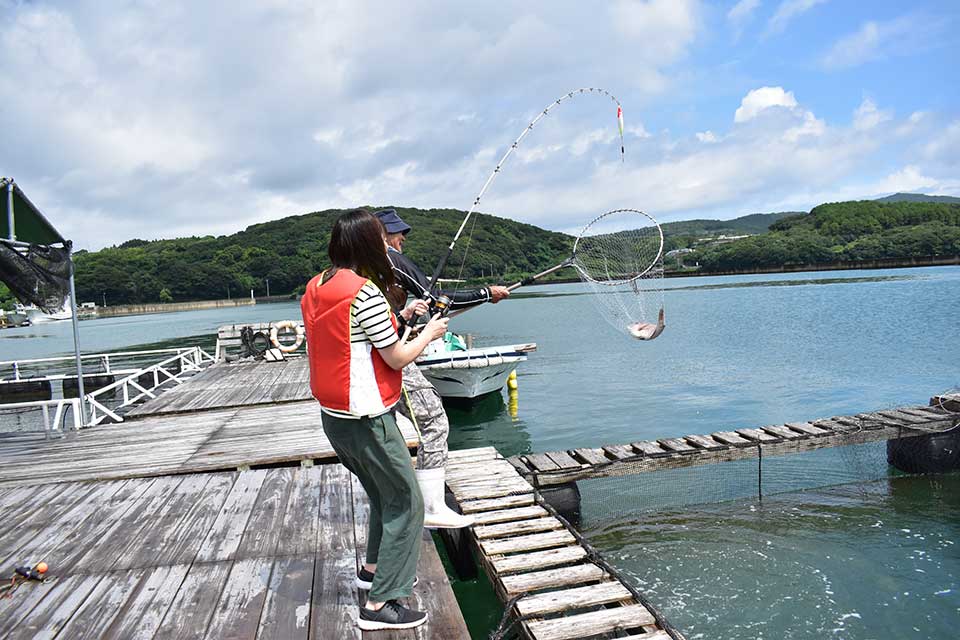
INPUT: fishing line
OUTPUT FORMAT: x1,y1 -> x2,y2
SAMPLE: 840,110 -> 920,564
431,87 -> 626,297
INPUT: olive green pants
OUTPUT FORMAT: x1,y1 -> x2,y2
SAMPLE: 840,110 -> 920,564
321,410 -> 424,602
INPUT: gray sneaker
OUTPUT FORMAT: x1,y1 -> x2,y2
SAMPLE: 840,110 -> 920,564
358,600 -> 428,631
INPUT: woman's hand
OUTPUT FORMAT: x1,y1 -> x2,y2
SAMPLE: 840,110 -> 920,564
400,298 -> 430,321
422,313 -> 449,342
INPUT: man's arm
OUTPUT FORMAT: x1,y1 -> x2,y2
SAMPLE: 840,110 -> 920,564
388,251 -> 503,310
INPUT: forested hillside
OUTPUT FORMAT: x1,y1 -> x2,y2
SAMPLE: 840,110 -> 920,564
3,199 -> 957,309
70,208 -> 572,305
695,200 -> 960,272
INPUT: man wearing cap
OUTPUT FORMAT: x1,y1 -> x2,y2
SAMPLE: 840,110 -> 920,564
375,208 -> 509,529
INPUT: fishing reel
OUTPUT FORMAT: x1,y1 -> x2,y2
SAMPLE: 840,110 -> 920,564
425,294 -> 452,319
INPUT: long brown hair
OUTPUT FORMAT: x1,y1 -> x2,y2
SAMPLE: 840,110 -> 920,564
328,209 -> 396,294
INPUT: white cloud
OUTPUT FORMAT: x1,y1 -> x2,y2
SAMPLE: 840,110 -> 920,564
696,131 -> 718,143
767,0 -> 828,35
875,166 -> 937,194
734,86 -> 798,122
853,98 -> 891,131
727,0 -> 761,37
821,15 -> 935,70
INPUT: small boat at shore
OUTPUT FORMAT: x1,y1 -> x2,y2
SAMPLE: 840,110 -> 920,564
417,335 -> 536,400
23,299 -> 73,323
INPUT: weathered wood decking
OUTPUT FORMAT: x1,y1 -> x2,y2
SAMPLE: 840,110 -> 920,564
445,448 -> 676,640
127,359 -> 312,417
0,401 -> 418,489
0,465 -> 468,639
508,396 -> 960,486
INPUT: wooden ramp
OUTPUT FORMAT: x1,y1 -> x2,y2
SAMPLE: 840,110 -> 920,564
508,397 -> 960,486
0,401 -> 418,489
445,448 -> 677,640
126,359 -> 312,417
0,465 -> 468,639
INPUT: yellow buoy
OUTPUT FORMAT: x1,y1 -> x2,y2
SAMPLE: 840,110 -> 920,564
507,370 -> 518,391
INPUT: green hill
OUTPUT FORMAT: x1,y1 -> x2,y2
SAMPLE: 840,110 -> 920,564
661,211 -> 798,238
70,208 -> 572,305
694,200 -> 960,272
5,199 -> 957,309
875,192 -> 960,204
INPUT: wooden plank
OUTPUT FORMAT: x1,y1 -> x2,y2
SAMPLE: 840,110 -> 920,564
459,493 -> 536,514
236,467 -> 296,559
812,418 -> 859,433
786,422 -> 830,436
256,555 -> 314,640
100,564 -> 192,640
4,573 -> 103,640
194,470 -> 268,562
631,441 -> 668,456
480,529 -> 577,556
571,448 -> 609,465
516,581 -> 634,617
544,450 -> 581,470
152,561 -> 233,640
474,517 -> 564,540
524,603 -> 656,640
152,473 -> 237,566
203,556 -> 274,639
501,563 -> 606,595
736,428 -> 779,443
524,453 -> 560,471
603,444 -> 637,460
470,505 -> 549,526
657,438 -> 696,452
489,545 -> 588,575
276,467 -> 323,556
683,434 -> 725,450
761,424 -> 803,440
51,569 -> 148,640
311,486 -> 359,640
410,531 -> 471,640
317,465 -> 357,551
711,431 -> 753,446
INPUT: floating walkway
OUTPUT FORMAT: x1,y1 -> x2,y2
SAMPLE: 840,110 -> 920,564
445,448 -> 678,640
508,395 -> 960,486
0,465 -> 467,639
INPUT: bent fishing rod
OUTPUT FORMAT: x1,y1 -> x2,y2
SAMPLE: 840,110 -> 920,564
425,88 -> 626,296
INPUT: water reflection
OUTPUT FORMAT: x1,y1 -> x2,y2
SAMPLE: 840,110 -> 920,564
445,391 -> 532,459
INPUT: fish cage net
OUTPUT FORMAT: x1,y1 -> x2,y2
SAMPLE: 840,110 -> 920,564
575,441 -> 896,532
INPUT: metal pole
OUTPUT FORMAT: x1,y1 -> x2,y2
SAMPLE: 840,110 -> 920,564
266,278 -> 270,297
6,180 -> 14,240
67,245 -> 86,427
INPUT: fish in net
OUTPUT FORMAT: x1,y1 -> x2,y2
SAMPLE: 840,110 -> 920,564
572,208 -> 665,339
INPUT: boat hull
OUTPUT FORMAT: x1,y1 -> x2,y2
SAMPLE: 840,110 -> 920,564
417,343 -> 534,399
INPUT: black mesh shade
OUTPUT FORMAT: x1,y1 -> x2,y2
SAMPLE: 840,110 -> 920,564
0,240 -> 72,312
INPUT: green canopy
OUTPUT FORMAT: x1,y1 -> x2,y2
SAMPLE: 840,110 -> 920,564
1,177 -> 68,246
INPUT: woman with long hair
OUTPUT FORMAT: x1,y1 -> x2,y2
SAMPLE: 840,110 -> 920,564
300,209 -> 448,631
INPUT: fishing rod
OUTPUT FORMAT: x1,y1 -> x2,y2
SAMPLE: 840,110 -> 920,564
425,88 -> 625,297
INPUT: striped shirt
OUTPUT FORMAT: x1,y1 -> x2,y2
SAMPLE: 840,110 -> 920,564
350,282 -> 399,349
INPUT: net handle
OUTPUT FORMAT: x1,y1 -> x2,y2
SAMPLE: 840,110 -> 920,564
447,259 -> 573,318
572,208 -> 664,285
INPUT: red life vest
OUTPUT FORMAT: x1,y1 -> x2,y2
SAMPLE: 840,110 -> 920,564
300,269 -> 401,415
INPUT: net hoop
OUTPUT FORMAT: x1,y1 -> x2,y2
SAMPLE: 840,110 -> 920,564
572,209 -> 664,286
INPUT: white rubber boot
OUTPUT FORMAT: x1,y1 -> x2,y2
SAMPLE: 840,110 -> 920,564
416,467 -> 474,529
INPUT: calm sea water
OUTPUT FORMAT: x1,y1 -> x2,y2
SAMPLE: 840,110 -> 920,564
2,266 -> 958,638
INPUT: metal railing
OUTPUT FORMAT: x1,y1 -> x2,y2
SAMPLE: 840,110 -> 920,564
1,347 -> 206,382
84,346 -> 215,426
0,397 -> 82,437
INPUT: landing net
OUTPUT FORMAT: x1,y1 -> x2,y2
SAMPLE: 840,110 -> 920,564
572,209 -> 665,338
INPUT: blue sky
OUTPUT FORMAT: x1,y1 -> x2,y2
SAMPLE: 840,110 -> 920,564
1,0 -> 958,249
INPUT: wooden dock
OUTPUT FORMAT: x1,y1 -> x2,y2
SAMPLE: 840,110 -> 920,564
507,397 -> 960,486
445,448 -> 678,640
126,359 -> 312,417
0,400 -> 418,489
0,464 -> 468,639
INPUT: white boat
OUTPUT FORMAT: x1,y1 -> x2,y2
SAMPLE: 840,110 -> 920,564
1,306 -> 29,327
417,337 -> 536,400
24,299 -> 73,323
